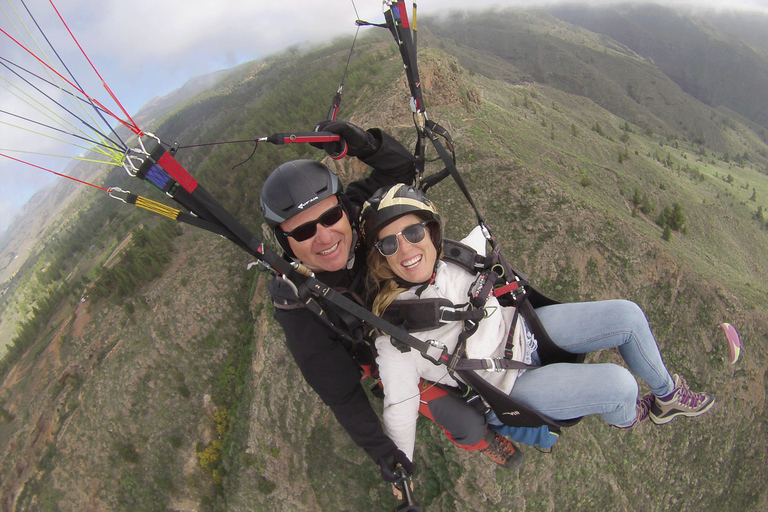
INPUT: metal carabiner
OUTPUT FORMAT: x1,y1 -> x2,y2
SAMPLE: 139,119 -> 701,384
108,187 -> 130,203
278,273 -> 300,297
121,132 -> 163,176
121,151 -> 143,177
420,339 -> 448,366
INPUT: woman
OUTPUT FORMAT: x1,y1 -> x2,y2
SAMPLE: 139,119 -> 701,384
362,184 -> 714,466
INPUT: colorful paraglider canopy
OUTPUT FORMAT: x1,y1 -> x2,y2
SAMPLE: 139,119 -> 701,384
719,323 -> 742,364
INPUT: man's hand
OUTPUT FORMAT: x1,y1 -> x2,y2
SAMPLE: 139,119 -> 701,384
313,120 -> 380,159
377,449 -> 414,483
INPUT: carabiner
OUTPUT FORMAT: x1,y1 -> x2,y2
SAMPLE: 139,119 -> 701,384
108,187 -> 131,203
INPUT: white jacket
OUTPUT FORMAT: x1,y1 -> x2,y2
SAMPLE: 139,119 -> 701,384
375,226 -> 534,460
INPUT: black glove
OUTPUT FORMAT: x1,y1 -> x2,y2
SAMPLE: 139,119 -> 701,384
378,449 -> 414,483
313,120 -> 380,159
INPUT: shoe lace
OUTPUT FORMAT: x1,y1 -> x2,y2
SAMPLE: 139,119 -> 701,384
677,383 -> 706,408
637,393 -> 654,416
496,436 -> 516,458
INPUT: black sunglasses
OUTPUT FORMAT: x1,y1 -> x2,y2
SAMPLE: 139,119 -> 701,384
374,221 -> 430,257
283,203 -> 346,242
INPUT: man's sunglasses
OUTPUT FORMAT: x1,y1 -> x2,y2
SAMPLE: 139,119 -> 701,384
374,221 -> 430,257
283,203 -> 345,242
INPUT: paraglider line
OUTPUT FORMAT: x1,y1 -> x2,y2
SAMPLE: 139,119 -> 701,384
0,152 -> 109,192
16,0 -> 130,150
0,26 -> 141,137
0,59 -> 127,153
45,0 -> 142,137
0,109 -> 121,153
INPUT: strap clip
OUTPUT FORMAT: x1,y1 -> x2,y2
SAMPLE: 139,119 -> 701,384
420,339 -> 448,366
483,358 -> 504,372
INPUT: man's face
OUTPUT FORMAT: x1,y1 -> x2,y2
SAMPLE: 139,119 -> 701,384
280,195 -> 353,272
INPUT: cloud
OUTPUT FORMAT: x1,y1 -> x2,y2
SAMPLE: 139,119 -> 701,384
1,0 -> 766,235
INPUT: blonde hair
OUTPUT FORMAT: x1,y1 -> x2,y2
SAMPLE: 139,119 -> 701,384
366,248 -> 410,317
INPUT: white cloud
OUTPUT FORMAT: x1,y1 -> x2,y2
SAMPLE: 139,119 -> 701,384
1,0 -> 765,234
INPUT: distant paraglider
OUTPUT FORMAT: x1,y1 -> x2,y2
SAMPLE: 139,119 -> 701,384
720,322 -> 742,364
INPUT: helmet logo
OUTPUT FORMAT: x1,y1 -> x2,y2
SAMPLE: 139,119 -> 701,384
297,196 -> 319,209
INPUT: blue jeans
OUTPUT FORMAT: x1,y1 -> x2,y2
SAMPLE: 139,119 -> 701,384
507,299 -> 675,427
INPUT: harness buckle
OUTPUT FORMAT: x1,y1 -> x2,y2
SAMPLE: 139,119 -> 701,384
438,305 -> 460,324
420,339 -> 449,366
483,358 -> 504,372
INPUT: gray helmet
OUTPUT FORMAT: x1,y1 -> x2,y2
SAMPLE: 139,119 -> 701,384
260,159 -> 342,228
260,159 -> 343,256
361,184 -> 442,250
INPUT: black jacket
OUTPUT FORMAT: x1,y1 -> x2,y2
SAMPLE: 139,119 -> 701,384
268,129 -> 415,463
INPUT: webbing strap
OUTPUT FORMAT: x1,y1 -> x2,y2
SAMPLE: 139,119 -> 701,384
384,2 -> 427,179
302,277 -> 451,365
424,121 -> 488,230
452,358 -> 534,372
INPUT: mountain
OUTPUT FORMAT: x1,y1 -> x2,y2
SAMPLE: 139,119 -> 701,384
1,4 -> 767,512
546,3 -> 768,132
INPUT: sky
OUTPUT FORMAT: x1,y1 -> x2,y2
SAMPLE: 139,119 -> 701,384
1,0 -> 767,236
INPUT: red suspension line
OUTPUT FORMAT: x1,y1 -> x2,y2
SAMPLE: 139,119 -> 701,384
0,28 -> 142,137
0,153 -> 109,192
46,0 -> 142,136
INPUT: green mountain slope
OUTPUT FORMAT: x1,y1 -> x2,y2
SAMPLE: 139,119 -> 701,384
546,3 -> 768,131
1,5 -> 767,512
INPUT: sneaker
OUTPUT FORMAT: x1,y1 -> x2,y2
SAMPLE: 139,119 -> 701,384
650,374 -> 715,425
616,392 -> 655,429
480,431 -> 525,470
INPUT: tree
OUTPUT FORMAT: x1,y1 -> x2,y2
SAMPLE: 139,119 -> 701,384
754,205 -> 765,224
657,202 -> 686,232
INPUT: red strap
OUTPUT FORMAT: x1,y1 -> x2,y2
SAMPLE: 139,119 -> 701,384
492,281 -> 519,298
397,2 -> 410,28
158,152 -> 198,193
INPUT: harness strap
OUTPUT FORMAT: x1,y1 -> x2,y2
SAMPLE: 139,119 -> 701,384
452,358 -> 535,372
424,120 -> 489,231
382,298 -> 486,333
442,239 -> 487,272
503,308 -> 521,359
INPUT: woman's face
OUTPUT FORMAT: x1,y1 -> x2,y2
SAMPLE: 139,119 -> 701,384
376,213 -> 437,284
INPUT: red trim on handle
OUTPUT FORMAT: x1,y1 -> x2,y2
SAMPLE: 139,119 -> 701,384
492,281 -> 519,297
283,135 -> 341,144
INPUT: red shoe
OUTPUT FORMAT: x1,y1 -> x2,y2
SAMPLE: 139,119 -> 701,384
480,431 -> 525,470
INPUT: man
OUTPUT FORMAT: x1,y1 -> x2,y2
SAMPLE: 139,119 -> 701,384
259,121 -> 522,485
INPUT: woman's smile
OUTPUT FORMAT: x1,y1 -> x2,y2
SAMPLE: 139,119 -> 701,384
377,213 -> 437,284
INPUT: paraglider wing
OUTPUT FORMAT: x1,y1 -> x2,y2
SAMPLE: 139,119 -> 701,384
719,323 -> 742,364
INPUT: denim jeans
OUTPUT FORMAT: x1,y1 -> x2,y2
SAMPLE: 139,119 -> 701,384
507,299 -> 675,427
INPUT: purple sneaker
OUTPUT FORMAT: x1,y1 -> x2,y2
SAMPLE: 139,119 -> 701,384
650,374 -> 715,425
616,392 -> 655,429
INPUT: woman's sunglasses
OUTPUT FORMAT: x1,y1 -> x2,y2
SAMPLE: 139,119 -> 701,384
374,221 -> 430,257
283,203 -> 345,242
